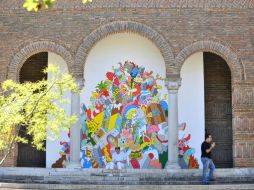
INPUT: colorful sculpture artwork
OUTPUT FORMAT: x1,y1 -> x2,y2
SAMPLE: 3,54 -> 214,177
52,61 -> 199,169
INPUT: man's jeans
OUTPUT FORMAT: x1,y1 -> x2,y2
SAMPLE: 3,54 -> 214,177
201,157 -> 215,183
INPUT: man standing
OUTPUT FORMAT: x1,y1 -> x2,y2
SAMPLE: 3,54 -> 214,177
109,147 -> 127,170
201,133 -> 216,185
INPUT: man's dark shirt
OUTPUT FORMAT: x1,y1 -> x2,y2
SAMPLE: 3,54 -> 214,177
201,141 -> 212,158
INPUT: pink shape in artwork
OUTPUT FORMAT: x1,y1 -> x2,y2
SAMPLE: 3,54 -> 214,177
149,159 -> 162,169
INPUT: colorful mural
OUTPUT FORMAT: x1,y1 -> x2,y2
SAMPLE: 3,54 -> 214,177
52,61 -> 199,169
80,61 -> 168,169
178,123 -> 199,169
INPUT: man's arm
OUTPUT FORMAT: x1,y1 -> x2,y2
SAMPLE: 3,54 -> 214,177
119,152 -> 127,163
112,153 -> 117,164
206,142 -> 215,153
119,159 -> 127,163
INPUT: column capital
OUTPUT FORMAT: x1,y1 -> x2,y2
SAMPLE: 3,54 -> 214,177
75,77 -> 85,90
165,78 -> 181,92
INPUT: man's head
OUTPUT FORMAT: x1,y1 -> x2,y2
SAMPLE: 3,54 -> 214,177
205,133 -> 212,143
115,146 -> 120,154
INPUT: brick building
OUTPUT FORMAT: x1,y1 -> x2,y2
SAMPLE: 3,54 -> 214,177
0,0 -> 253,169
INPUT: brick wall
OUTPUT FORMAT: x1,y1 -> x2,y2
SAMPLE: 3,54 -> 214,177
0,0 -> 253,167
233,84 -> 254,167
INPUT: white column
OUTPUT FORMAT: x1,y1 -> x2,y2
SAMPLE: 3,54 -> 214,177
67,77 -> 84,168
165,78 -> 181,169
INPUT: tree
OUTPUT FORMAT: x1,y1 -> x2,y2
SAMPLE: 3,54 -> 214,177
23,0 -> 92,12
0,64 -> 78,165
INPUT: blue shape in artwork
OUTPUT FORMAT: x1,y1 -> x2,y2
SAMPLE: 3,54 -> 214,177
80,114 -> 87,133
147,78 -> 154,86
183,148 -> 195,160
82,104 -> 87,112
61,142 -> 70,152
116,117 -> 122,128
131,67 -> 139,78
152,109 -> 161,117
122,104 -> 136,117
179,157 -> 188,169
81,156 -> 93,168
159,101 -> 168,111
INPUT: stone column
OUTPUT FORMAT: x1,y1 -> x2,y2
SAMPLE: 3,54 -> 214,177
165,78 -> 181,169
67,77 -> 84,168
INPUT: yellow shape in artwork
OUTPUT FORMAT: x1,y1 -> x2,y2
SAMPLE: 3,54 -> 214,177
126,109 -> 136,120
86,111 -> 104,135
108,113 -> 119,132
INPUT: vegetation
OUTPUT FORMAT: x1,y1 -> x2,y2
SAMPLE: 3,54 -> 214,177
0,64 -> 78,165
23,0 -> 92,12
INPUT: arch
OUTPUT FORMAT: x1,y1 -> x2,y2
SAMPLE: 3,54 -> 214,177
74,21 -> 175,78
175,40 -> 245,81
7,41 -> 74,82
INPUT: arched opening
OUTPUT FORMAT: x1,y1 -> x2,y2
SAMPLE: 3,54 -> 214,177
179,52 -> 233,169
204,52 -> 233,168
17,51 -> 71,168
79,32 -> 169,169
18,52 -> 48,167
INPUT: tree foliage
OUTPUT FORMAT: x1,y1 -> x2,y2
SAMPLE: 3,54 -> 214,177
0,64 -> 78,165
23,0 -> 92,12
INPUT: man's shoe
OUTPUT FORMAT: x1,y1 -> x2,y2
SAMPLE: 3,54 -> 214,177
209,178 -> 216,181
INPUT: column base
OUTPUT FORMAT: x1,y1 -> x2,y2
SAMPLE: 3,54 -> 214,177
165,161 -> 181,170
66,161 -> 81,169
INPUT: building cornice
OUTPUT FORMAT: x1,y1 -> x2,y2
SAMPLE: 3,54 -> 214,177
1,0 -> 254,10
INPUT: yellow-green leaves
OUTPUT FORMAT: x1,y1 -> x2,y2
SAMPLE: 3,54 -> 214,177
23,0 -> 92,12
23,0 -> 55,12
43,0 -> 56,8
0,64 -> 79,164
82,0 -> 93,3
23,0 -> 40,12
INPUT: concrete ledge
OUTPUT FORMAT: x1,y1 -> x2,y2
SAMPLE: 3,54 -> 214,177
0,167 -> 254,177
0,183 -> 254,190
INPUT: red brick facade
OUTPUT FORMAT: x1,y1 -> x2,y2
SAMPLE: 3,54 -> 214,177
0,0 -> 253,167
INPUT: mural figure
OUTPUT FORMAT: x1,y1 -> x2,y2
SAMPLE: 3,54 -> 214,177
178,122 -> 199,169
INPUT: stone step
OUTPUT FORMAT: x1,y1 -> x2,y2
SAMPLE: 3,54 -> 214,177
0,183 -> 254,190
1,175 -> 253,185
0,168 -> 253,186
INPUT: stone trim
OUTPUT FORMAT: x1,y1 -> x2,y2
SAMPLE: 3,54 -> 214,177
7,41 -> 74,82
165,78 -> 182,92
2,0 -> 254,10
175,40 -> 245,81
74,21 -> 174,78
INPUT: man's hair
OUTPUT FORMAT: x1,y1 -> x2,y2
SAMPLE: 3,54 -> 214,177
205,133 -> 211,140
115,146 -> 120,150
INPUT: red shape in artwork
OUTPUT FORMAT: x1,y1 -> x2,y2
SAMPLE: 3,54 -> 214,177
143,135 -> 151,143
132,85 -> 141,96
106,72 -> 120,85
86,109 -> 92,120
82,133 -> 87,139
130,158 -> 140,169
182,145 -> 190,153
148,153 -> 154,159
184,134 -> 191,142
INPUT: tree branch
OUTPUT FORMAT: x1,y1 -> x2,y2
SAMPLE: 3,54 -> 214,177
0,125 -> 20,165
